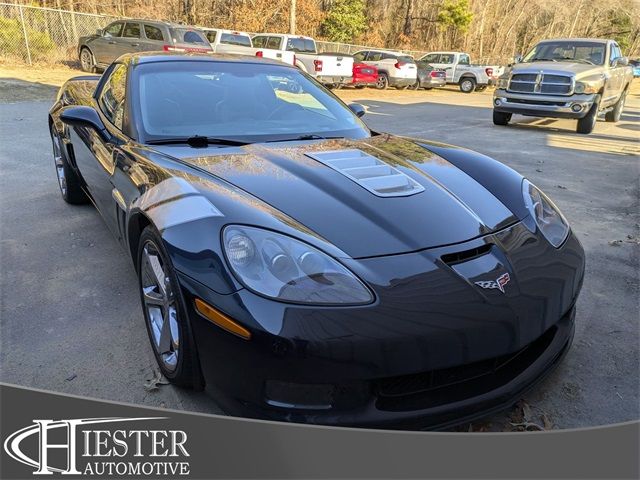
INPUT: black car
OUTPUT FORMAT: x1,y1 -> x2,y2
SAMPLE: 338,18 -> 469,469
411,61 -> 447,90
49,53 -> 585,429
78,20 -> 211,72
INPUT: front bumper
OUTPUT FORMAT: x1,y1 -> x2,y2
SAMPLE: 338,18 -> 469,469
493,88 -> 597,119
179,222 -> 585,429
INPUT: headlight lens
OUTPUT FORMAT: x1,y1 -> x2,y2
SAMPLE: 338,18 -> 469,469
574,81 -> 598,94
522,180 -> 570,247
222,226 -> 374,305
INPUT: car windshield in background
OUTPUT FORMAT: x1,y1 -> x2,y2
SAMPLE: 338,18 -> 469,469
173,28 -> 208,44
397,56 -> 415,63
286,38 -> 316,53
523,41 -> 606,65
133,61 -> 370,143
220,33 -> 252,46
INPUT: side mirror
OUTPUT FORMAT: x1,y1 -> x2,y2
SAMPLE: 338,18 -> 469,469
513,54 -> 523,64
96,28 -> 103,36
616,57 -> 629,66
348,103 -> 365,118
60,106 -> 109,139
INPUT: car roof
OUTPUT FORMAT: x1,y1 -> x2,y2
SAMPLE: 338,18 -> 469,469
199,27 -> 251,36
537,38 -> 610,44
110,19 -> 194,29
122,51 -> 291,67
362,49 -> 408,56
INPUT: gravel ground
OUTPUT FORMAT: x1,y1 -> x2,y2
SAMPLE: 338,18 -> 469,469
1,66 -> 638,431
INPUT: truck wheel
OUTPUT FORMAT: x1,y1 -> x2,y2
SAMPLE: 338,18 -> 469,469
459,77 -> 476,93
493,110 -> 512,126
605,90 -> 626,122
576,100 -> 599,134
376,74 -> 389,90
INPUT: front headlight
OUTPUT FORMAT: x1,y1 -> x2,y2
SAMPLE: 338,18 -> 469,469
222,226 -> 374,305
574,81 -> 598,94
522,180 -> 570,248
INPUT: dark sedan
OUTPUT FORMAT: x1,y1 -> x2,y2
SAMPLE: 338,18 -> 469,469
49,53 -> 584,429
411,61 -> 446,90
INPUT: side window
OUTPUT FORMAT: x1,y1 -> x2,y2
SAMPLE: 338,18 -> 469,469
98,64 -> 127,130
144,24 -> 165,41
122,23 -> 140,39
266,36 -> 281,49
252,36 -> 266,48
421,53 -> 439,63
353,51 -> 366,62
458,54 -> 470,65
369,52 -> 383,61
104,22 -> 123,38
440,54 -> 455,64
205,30 -> 218,43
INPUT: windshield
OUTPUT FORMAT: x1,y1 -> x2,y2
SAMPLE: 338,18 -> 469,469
286,37 -> 316,53
522,41 -> 606,65
133,61 -> 370,143
220,33 -> 252,46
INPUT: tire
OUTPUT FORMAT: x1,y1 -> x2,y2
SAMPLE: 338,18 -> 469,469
493,110 -> 512,126
409,81 -> 420,90
605,90 -> 626,122
137,226 -> 203,389
376,74 -> 389,90
396,84 -> 410,90
355,85 -> 366,89
576,97 -> 600,134
50,123 -> 88,204
459,77 -> 476,93
79,47 -> 95,73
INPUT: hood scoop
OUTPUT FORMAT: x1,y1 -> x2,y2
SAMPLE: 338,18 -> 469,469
306,149 -> 425,198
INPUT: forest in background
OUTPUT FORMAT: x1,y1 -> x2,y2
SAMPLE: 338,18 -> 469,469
13,0 -> 640,62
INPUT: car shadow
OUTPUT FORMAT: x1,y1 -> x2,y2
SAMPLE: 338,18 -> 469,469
0,77 -> 59,103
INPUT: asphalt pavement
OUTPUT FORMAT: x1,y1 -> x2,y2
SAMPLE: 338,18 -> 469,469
1,77 -> 638,430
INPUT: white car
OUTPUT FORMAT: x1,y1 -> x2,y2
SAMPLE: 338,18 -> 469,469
250,34 -> 353,86
419,52 -> 504,93
200,28 -> 295,65
353,49 -> 417,89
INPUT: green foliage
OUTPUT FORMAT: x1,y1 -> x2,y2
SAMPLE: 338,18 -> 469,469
606,9 -> 633,52
321,0 -> 368,43
437,0 -> 473,33
0,17 -> 56,61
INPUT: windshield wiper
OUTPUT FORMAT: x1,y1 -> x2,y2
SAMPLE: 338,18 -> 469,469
265,134 -> 345,143
147,135 -> 249,147
531,58 -> 557,62
561,58 -> 595,65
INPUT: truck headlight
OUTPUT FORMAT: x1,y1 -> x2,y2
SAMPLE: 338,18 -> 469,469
523,180 -> 570,248
497,77 -> 510,89
222,226 -> 374,305
574,81 -> 598,94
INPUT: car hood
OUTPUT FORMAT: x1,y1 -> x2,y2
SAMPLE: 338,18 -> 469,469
153,135 -> 517,258
511,61 -> 603,79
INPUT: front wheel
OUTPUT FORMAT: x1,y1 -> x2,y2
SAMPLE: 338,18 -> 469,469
376,74 -> 389,90
493,110 -> 512,126
459,77 -> 476,93
137,227 -> 203,389
576,99 -> 599,134
79,47 -> 95,73
605,90 -> 626,122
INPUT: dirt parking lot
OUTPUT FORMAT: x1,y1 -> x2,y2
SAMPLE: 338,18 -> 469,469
1,65 -> 638,431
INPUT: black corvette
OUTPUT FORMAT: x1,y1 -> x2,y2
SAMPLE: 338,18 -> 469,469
49,53 -> 585,429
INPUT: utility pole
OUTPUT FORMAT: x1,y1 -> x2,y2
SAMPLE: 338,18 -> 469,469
290,0 -> 296,34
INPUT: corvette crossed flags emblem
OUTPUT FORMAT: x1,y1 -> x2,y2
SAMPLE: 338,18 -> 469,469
474,272 -> 511,293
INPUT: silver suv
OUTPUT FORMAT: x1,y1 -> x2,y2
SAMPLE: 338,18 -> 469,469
353,50 -> 417,89
78,20 -> 212,72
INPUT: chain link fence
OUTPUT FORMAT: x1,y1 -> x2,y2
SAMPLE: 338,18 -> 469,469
0,2 -> 119,64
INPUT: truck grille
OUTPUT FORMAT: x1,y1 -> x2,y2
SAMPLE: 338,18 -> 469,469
508,73 -> 573,95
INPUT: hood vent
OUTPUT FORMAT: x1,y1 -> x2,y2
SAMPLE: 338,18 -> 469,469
306,149 -> 425,197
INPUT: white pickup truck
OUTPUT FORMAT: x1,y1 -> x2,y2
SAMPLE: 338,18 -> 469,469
200,28 -> 295,65
250,34 -> 353,87
418,51 -> 504,93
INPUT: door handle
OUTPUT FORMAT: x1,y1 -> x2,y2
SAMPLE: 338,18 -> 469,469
108,41 -> 116,44
131,43 -> 139,47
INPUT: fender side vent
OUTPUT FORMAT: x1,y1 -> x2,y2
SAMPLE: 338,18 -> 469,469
306,149 -> 425,197
441,243 -> 492,266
